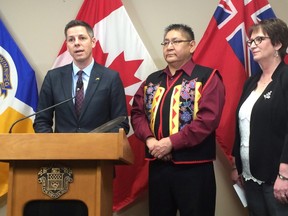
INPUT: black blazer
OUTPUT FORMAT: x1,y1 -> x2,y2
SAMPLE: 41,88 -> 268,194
33,62 -> 129,134
233,62 -> 288,183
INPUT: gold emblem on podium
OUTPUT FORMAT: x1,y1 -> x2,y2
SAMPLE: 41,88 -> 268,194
38,165 -> 73,199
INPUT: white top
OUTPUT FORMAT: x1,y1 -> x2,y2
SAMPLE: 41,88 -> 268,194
238,90 -> 264,184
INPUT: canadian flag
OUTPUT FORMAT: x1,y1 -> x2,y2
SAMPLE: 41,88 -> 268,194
52,0 -> 157,211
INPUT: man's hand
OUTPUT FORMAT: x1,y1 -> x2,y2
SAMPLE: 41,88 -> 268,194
146,137 -> 158,153
150,137 -> 173,159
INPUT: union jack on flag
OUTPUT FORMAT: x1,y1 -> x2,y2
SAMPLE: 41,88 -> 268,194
193,0 -> 276,159
215,0 -> 275,76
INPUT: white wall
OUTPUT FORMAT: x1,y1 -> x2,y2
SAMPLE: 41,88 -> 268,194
0,0 -> 287,215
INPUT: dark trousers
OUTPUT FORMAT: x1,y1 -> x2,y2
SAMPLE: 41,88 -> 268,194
148,161 -> 216,216
244,179 -> 288,216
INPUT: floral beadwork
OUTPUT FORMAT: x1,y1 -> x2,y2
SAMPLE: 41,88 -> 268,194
144,82 -> 160,120
179,78 -> 197,130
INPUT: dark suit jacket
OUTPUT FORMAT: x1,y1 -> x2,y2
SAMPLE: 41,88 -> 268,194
33,62 -> 129,134
233,62 -> 288,183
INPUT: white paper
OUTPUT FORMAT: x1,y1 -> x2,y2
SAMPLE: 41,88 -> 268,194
233,183 -> 247,207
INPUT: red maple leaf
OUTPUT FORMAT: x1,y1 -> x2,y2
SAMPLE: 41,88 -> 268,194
109,52 -> 143,114
93,41 -> 109,66
109,52 -> 143,89
93,43 -> 143,113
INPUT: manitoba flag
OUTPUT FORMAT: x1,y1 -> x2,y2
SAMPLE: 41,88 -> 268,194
193,0 -> 276,160
52,0 -> 157,211
0,19 -> 38,197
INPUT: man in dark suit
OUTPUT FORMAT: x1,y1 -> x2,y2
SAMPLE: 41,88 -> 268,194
32,20 -> 129,216
33,20 -> 129,134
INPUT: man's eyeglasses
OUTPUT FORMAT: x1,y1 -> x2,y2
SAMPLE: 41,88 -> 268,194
161,40 -> 191,47
246,36 -> 270,47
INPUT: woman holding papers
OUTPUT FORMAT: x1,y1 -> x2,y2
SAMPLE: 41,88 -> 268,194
232,18 -> 288,216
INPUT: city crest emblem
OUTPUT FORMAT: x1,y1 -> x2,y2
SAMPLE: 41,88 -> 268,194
38,165 -> 73,199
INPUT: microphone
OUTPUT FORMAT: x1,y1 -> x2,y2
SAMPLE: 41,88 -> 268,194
76,78 -> 83,91
89,116 -> 126,133
8,81 -> 83,133
76,79 -> 83,92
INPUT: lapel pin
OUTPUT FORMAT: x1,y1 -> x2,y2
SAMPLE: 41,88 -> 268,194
264,91 -> 272,99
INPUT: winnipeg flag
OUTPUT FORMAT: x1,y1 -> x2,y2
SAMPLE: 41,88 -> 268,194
193,0 -> 276,160
52,0 -> 157,211
0,19 -> 38,197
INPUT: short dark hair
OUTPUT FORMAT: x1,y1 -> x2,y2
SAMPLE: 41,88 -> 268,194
248,18 -> 288,60
164,24 -> 195,41
64,20 -> 94,38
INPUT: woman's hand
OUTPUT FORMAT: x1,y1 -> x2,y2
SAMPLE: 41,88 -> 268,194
274,163 -> 288,204
274,175 -> 288,203
231,167 -> 243,187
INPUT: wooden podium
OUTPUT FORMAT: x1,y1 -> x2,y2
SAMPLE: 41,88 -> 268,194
0,129 -> 133,216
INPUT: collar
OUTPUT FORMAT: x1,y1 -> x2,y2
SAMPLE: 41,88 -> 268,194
162,59 -> 195,77
72,60 -> 94,77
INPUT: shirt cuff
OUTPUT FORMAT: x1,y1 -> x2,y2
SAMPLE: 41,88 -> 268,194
169,133 -> 184,150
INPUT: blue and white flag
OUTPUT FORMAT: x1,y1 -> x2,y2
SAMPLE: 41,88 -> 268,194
0,19 -> 38,197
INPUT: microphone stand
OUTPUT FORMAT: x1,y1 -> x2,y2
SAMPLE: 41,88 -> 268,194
9,79 -> 84,133
8,96 -> 75,133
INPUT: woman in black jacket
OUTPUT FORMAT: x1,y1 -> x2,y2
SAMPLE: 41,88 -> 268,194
231,18 -> 288,216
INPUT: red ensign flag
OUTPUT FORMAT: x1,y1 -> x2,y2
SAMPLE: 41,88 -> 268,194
193,0 -> 276,160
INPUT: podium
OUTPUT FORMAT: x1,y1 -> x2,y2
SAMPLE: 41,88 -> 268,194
0,129 -> 133,216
